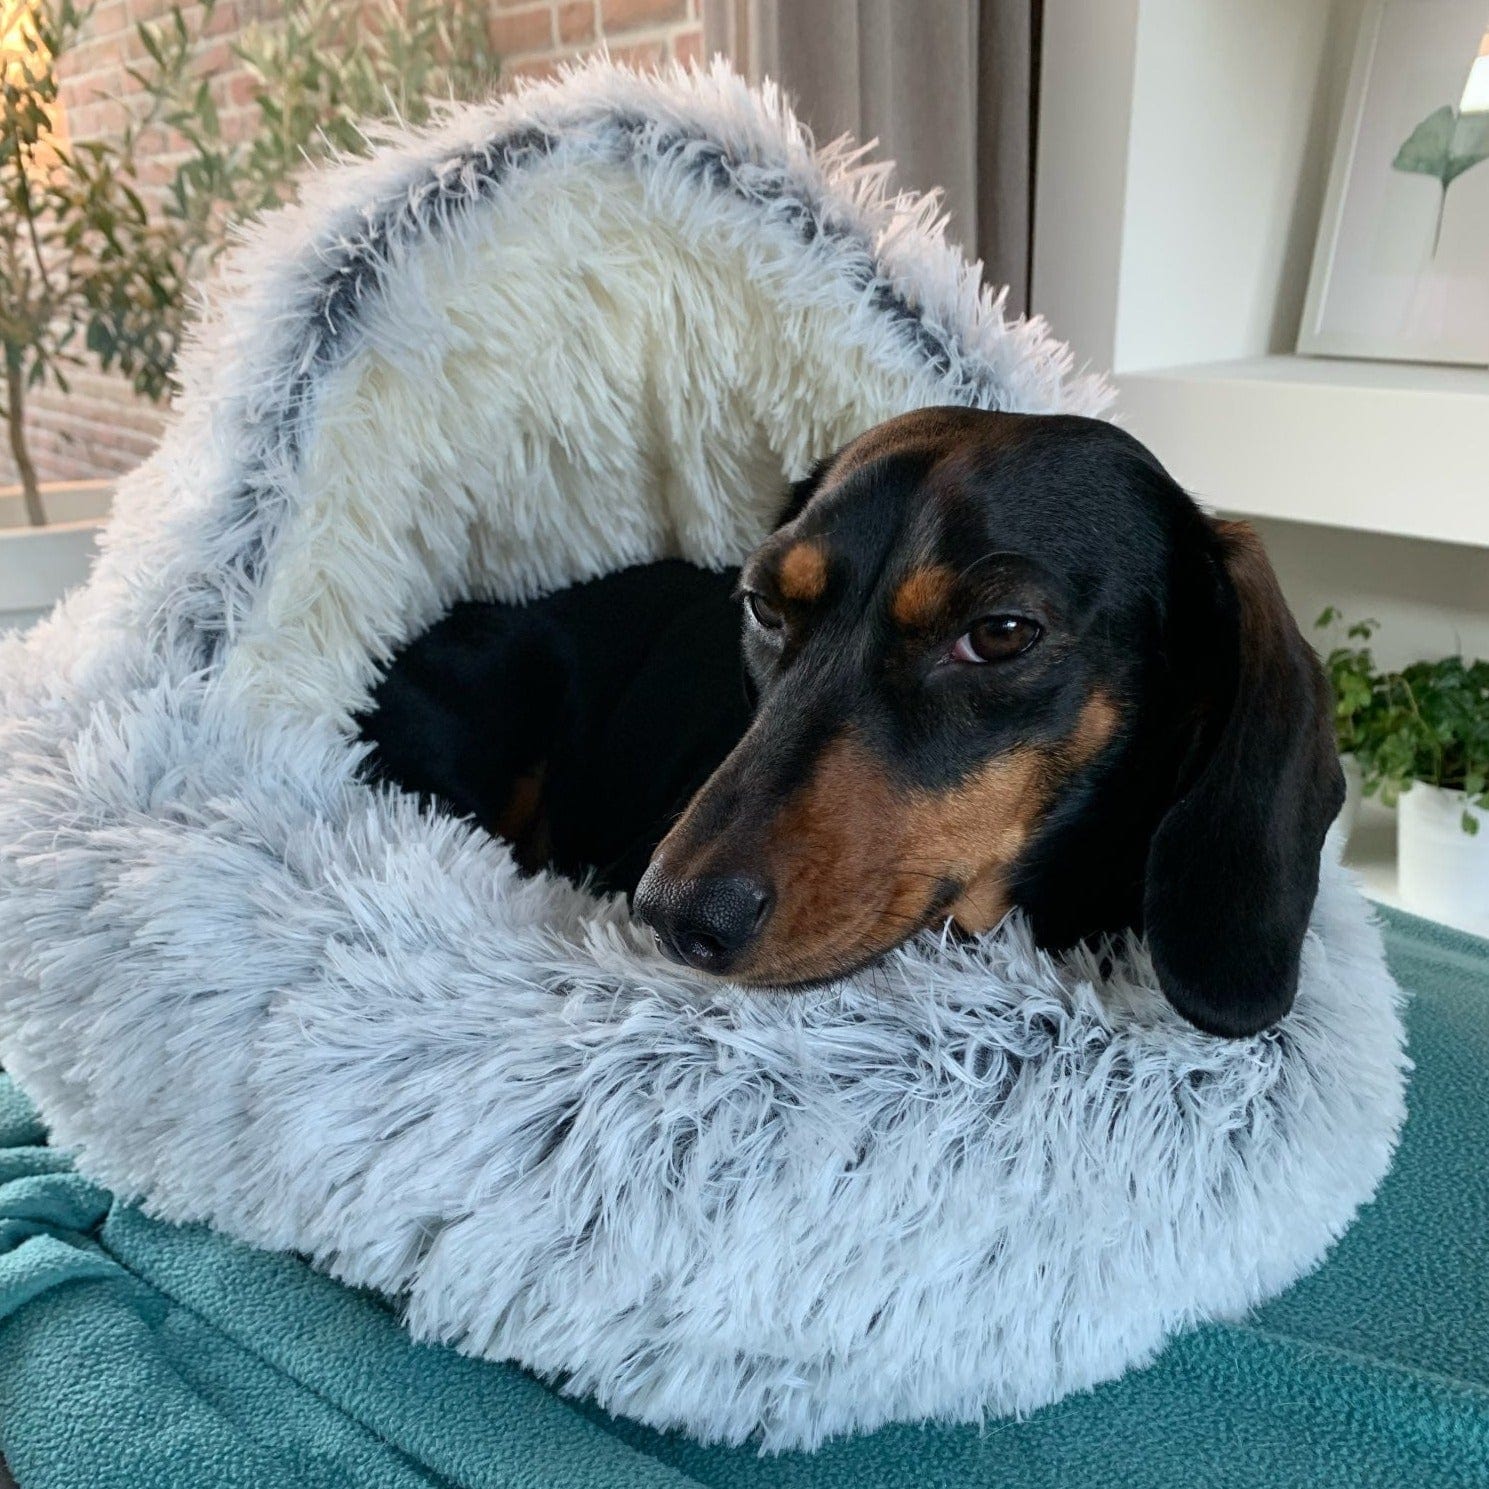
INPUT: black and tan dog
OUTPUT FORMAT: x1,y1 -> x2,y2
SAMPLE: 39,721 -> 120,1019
360,408 -> 1342,1038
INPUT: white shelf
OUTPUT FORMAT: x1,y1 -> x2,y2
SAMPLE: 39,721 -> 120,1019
1115,355 -> 1489,549
1162,357 -> 1489,395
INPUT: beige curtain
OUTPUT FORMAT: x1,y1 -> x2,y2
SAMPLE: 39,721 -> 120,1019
706,1 -> 1040,316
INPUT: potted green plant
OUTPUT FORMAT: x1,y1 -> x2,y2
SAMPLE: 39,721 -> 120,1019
2,0 -> 492,628
1364,655 -> 1488,934
1316,608 -> 1382,842
2,0 -> 190,534
1317,610 -> 1489,935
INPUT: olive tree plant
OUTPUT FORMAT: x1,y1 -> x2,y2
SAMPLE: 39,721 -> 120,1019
2,0 -> 187,523
1,0 -> 495,524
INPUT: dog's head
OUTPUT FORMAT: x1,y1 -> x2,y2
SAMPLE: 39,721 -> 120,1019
633,408 -> 1342,1036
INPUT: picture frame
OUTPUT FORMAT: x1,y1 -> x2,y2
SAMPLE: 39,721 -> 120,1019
1298,0 -> 1489,367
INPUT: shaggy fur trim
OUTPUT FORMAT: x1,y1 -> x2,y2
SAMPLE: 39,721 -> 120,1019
0,62 -> 1405,1450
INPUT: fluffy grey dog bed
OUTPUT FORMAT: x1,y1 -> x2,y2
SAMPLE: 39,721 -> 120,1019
0,63 -> 1406,1451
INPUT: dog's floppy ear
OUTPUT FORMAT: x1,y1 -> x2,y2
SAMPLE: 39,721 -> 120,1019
1144,521 -> 1344,1038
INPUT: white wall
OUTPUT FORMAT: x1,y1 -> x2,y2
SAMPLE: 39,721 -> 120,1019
1115,0 -> 1351,371
1247,516 -> 1489,668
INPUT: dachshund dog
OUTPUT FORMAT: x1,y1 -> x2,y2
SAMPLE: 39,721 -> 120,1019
359,408 -> 1343,1038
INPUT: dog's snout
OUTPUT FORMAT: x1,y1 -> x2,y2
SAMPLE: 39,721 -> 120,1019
634,866 -> 773,975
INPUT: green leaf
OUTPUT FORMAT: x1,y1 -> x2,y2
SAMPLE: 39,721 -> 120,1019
1393,104 -> 1458,180
137,22 -> 165,67
1393,104 -> 1489,193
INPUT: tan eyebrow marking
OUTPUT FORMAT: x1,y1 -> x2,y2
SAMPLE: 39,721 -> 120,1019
777,540 -> 829,603
891,564 -> 957,629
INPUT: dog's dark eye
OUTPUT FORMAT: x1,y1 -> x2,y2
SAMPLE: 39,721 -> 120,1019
950,615 -> 1041,664
745,592 -> 785,632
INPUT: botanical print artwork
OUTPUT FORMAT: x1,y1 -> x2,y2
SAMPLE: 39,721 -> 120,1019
1300,3 -> 1489,365
1393,29 -> 1489,255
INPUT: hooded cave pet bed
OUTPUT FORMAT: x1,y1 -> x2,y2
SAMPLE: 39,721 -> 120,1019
0,63 -> 1407,1451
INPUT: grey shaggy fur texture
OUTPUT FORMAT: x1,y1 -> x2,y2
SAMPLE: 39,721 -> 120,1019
0,63 -> 1406,1451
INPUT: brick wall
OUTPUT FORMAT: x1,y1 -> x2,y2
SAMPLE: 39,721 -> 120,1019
3,0 -> 703,489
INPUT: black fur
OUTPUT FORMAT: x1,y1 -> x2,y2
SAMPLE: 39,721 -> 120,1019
357,561 -> 750,897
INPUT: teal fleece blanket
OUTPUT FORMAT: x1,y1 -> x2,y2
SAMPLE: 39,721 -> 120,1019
2,907 -> 1486,1489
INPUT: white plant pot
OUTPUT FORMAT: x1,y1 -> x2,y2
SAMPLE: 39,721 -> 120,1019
1336,753 -> 1363,845
0,478 -> 113,530
0,518 -> 103,634
1397,782 -> 1489,937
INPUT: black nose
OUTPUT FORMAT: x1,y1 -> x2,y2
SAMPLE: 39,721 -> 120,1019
632,867 -> 773,974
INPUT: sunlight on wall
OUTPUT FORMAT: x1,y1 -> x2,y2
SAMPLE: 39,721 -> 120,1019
0,0 -> 39,72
